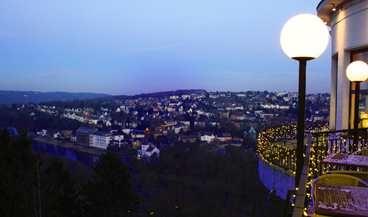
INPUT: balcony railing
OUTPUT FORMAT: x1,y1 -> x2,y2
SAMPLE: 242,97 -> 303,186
259,124 -> 368,175
258,124 -> 368,216
309,128 -> 368,176
258,124 -> 329,175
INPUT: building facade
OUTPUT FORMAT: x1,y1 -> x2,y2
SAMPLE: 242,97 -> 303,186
89,131 -> 111,149
317,0 -> 368,130
76,127 -> 93,145
138,144 -> 160,161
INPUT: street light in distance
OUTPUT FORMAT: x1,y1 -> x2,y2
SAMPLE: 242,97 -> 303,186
346,61 -> 368,139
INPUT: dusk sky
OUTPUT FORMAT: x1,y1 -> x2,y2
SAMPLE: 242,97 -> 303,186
0,1 -> 331,96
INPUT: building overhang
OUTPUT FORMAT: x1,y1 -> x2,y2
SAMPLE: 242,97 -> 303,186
317,0 -> 346,26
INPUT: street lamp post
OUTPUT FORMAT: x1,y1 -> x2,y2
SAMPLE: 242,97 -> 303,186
280,14 -> 329,188
346,61 -> 368,151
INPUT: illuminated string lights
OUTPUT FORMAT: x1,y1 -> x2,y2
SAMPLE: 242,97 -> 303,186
258,123 -> 329,174
258,124 -> 368,215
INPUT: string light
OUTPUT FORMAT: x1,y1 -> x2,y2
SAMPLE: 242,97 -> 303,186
258,123 -> 329,174
259,123 -> 368,215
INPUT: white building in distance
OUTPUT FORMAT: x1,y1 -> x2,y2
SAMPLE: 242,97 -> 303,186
90,131 -> 111,150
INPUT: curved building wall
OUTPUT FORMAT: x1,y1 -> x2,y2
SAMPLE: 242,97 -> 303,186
331,0 -> 368,53
318,0 -> 368,130
258,157 -> 295,200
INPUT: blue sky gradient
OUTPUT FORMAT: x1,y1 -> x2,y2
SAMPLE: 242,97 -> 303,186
0,1 -> 330,95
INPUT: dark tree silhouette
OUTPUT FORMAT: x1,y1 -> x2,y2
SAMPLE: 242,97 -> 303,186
41,157 -> 82,217
0,128 -> 36,216
82,151 -> 139,217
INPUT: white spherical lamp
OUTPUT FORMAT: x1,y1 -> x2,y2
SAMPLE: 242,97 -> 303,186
280,14 -> 330,59
280,13 -> 330,188
346,61 -> 368,82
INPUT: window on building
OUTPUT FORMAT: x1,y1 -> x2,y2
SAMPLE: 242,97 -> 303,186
349,48 -> 368,128
331,54 -> 338,129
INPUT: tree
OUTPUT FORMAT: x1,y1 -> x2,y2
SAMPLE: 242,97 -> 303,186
41,157 -> 82,217
0,128 -> 36,216
82,151 -> 139,217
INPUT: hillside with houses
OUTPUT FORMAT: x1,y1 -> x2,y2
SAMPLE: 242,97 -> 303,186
0,90 -> 329,161
0,89 -> 330,216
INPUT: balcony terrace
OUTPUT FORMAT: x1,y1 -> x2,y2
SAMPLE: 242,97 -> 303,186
258,124 -> 368,216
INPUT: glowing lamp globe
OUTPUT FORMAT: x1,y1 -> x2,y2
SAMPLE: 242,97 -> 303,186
362,119 -> 368,128
361,112 -> 368,119
346,61 -> 368,82
280,14 -> 329,59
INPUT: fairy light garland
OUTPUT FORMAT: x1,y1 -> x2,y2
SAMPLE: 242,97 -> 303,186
258,123 -> 329,174
259,124 -> 368,215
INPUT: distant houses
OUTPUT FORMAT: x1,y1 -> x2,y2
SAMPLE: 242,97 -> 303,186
217,133 -> 232,142
37,129 -> 48,137
248,127 -> 257,140
200,132 -> 216,144
76,127 -> 94,146
178,134 -> 198,143
138,144 -> 160,161
90,131 -> 111,149
15,90 -> 329,165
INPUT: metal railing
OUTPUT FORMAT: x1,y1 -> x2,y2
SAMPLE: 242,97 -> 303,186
258,124 -> 368,216
309,128 -> 368,179
258,124 -> 329,175
258,125 -> 368,176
